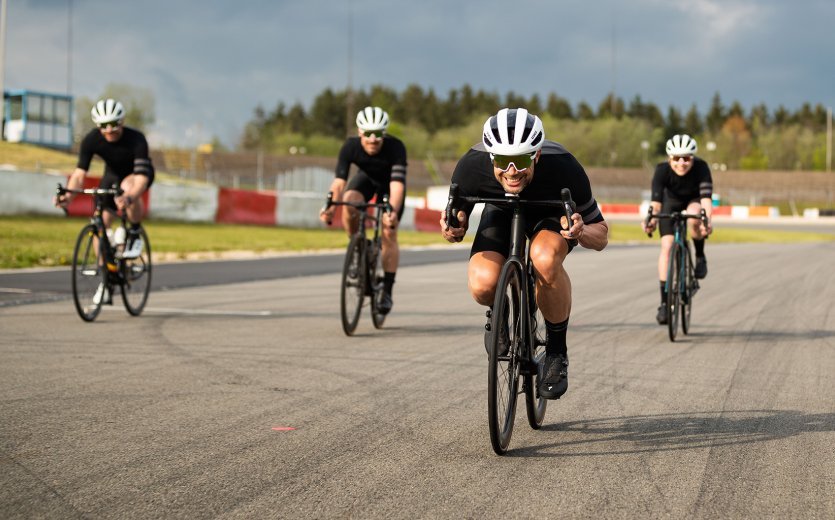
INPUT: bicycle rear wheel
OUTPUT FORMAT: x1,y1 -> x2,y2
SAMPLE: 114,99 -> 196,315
340,235 -> 365,335
121,227 -> 152,316
369,239 -> 386,329
524,295 -> 548,430
488,261 -> 524,455
667,244 -> 681,342
681,244 -> 693,335
71,224 -> 106,322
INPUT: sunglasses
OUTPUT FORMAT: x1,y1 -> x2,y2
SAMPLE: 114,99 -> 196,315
98,121 -> 122,130
362,130 -> 384,139
670,155 -> 693,163
491,152 -> 537,172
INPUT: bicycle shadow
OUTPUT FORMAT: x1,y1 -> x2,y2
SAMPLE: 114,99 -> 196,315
508,409 -> 835,458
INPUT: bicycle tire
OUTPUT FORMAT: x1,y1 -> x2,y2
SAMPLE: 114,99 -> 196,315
369,239 -> 387,329
340,235 -> 365,336
524,293 -> 548,430
681,244 -> 693,335
121,227 -> 152,316
488,261 -> 524,455
71,224 -> 106,322
667,243 -> 681,342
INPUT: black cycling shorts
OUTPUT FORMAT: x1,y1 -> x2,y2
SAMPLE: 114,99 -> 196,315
658,196 -> 699,236
470,203 -> 575,258
98,169 -> 155,212
345,169 -> 406,220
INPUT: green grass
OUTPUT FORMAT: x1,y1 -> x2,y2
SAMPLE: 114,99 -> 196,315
1,215 -> 831,269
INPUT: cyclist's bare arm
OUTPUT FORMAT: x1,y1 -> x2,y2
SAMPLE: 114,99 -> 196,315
54,168 -> 88,207
574,219 -> 609,251
385,181 -> 405,228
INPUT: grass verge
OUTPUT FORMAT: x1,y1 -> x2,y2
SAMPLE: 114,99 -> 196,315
1,215 -> 832,269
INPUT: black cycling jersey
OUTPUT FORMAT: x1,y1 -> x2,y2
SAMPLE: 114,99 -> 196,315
450,140 -> 604,257
651,158 -> 712,204
77,126 -> 155,185
450,141 -> 603,224
335,135 -> 407,185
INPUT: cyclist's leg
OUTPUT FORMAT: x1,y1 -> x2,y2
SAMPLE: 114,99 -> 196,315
341,171 -> 374,235
528,225 -> 571,399
467,204 -> 511,306
379,181 -> 404,302
686,200 -> 708,278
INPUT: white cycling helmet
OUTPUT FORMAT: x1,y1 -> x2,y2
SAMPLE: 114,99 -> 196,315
91,98 -> 125,125
666,134 -> 698,156
356,106 -> 389,132
482,108 -> 544,155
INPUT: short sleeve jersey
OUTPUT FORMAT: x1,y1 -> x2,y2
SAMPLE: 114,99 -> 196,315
335,136 -> 407,184
450,140 -> 605,225
651,158 -> 713,203
76,127 -> 154,180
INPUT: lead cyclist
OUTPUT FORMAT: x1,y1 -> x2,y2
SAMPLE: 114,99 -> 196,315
441,108 -> 608,400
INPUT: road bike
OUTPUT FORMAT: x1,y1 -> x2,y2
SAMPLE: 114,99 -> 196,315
323,193 -> 392,336
445,184 -> 577,455
56,184 -> 152,322
645,207 -> 708,341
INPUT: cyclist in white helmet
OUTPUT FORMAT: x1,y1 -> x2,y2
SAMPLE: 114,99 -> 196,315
642,133 -> 713,325
320,106 -> 408,315
441,108 -> 609,400
54,98 -> 154,302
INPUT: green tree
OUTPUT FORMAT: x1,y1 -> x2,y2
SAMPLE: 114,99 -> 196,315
684,104 -> 704,135
546,93 -> 574,119
705,92 -> 726,133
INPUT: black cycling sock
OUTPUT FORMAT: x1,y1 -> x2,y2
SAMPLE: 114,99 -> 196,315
545,318 -> 568,358
384,272 -> 396,294
660,280 -> 667,303
694,238 -> 705,257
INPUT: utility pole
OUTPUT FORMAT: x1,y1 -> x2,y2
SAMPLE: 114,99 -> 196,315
345,0 -> 354,137
827,106 -> 832,173
0,0 -> 8,137
67,0 -> 73,94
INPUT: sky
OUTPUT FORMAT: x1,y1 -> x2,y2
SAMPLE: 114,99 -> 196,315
3,0 -> 834,148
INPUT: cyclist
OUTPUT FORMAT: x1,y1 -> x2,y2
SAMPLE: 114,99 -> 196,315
319,106 -> 407,315
441,108 -> 608,400
54,98 -> 155,303
642,134 -> 713,325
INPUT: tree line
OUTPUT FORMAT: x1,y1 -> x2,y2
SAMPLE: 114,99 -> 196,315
241,84 -> 832,171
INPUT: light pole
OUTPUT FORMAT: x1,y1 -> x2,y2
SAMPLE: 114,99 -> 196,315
0,0 -> 8,138
640,140 -> 649,170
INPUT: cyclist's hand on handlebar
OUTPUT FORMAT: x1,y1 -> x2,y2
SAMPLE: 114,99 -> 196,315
319,205 -> 336,225
560,212 -> 583,241
382,210 -> 399,229
642,218 -> 657,235
440,210 -> 468,243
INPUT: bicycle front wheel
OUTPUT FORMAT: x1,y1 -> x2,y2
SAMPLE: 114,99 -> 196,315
488,261 -> 524,455
667,243 -> 681,342
340,235 -> 365,336
681,244 -> 693,335
71,224 -> 106,322
121,227 -> 152,316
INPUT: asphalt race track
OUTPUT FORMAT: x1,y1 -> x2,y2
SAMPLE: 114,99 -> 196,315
1,242 -> 834,518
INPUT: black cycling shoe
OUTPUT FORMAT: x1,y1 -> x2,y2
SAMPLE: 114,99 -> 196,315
694,256 -> 708,279
538,354 -> 568,400
376,291 -> 393,315
656,304 -> 668,325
